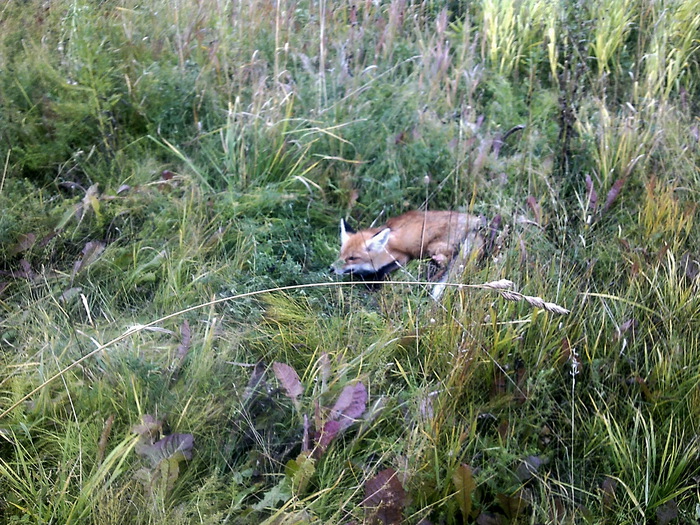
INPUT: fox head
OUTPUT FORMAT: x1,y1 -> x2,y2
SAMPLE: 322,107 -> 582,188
331,219 -> 396,277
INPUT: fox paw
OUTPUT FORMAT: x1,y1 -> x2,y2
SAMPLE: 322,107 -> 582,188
431,254 -> 448,266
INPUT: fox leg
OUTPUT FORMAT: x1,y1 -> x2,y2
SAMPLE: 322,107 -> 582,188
429,233 -> 483,299
426,242 -> 454,267
424,242 -> 455,282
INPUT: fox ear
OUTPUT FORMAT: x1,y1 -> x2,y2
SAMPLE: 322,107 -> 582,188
340,219 -> 355,245
367,228 -> 391,252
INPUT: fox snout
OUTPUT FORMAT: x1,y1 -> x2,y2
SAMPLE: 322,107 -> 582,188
329,261 -> 348,274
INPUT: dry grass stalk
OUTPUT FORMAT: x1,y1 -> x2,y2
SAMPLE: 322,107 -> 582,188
459,279 -> 570,315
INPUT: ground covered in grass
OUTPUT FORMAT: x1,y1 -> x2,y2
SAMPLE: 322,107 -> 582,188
1,1 -> 699,523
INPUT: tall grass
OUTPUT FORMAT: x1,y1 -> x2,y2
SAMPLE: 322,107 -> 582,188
1,0 -> 699,523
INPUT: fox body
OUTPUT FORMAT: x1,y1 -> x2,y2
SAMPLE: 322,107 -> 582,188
332,210 -> 484,280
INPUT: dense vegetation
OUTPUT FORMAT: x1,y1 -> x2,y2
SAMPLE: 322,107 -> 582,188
1,0 -> 699,523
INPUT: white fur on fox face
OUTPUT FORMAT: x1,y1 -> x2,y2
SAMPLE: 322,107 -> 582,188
365,228 -> 390,252
339,219 -> 350,246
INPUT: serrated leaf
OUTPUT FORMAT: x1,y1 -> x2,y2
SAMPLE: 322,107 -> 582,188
137,433 -> 194,467
285,452 -> 315,495
133,430 -> 194,494
364,468 -> 406,525
253,479 -> 292,511
160,455 -> 183,492
331,382 -> 367,429
131,414 -> 162,440
453,464 -> 476,518
273,362 -> 303,406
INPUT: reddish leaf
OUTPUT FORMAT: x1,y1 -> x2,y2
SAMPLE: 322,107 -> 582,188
519,236 -> 528,265
551,497 -> 566,521
347,189 -> 360,212
273,362 -> 303,405
302,414 -> 310,452
515,455 -> 545,481
135,433 -> 194,493
485,214 -> 502,256
97,414 -> 115,464
331,382 -> 367,429
680,252 -> 699,281
394,131 -> 407,144
476,512 -> 506,525
243,361 -> 268,403
496,492 -> 528,519
364,468 -> 406,525
314,419 -> 341,456
452,464 -> 476,518
632,374 -> 654,402
11,233 -> 36,255
691,125 -> 700,143
137,433 -> 194,466
17,259 -> 34,279
176,320 -> 191,362
318,353 -> 331,390
602,177 -> 626,215
585,174 -> 598,212
491,367 -> 507,398
72,241 -> 105,276
170,320 -> 192,382
79,183 -> 100,220
514,358 -> 527,404
492,125 -> 525,157
132,414 -> 164,456
619,318 -> 638,334
497,420 -> 509,441
526,196 -> 542,225
558,337 -> 581,372
37,230 -> 59,248
418,393 -> 434,421
601,477 -> 617,512
656,499 -> 678,525
616,318 -> 638,341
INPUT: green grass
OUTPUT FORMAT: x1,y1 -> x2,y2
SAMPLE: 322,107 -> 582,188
1,0 -> 700,523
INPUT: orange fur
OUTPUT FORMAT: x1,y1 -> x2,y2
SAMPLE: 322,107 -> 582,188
332,210 -> 484,278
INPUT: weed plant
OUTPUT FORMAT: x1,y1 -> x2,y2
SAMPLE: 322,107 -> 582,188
1,0 -> 699,523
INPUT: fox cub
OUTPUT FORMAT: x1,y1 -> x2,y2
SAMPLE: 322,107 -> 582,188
332,211 -> 484,290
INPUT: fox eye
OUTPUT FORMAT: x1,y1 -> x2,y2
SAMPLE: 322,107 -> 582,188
347,256 -> 358,262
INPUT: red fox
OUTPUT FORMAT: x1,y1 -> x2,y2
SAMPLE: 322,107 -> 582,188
332,210 -> 484,292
